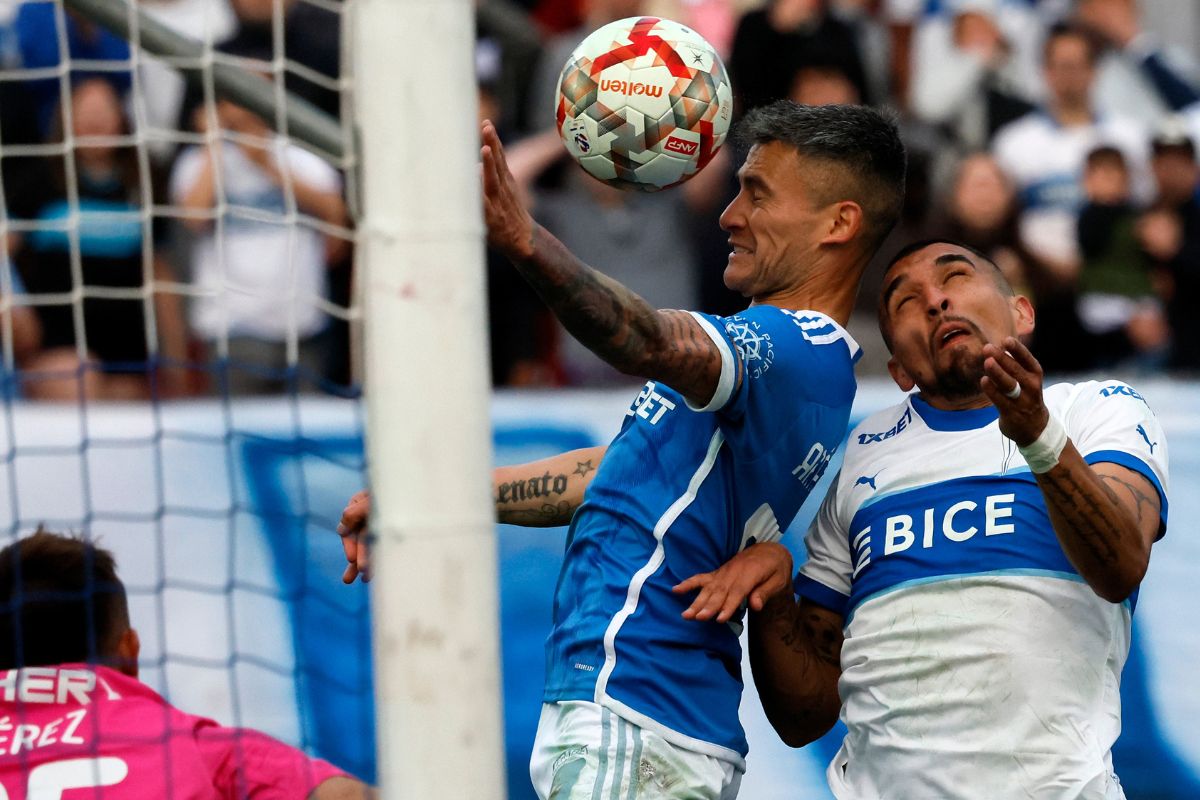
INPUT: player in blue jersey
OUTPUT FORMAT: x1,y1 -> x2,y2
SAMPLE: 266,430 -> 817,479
690,239 -> 1167,798
337,102 -> 906,799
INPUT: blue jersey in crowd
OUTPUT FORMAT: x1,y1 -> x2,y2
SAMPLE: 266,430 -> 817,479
543,304 -> 861,766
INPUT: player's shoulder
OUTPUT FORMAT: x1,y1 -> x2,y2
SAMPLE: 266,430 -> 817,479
843,397 -> 916,460
1046,378 -> 1153,413
724,306 -> 860,355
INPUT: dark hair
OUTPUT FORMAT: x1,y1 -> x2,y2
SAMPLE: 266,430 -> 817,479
1085,145 -> 1127,171
876,238 -> 1014,352
1044,22 -> 1099,66
0,528 -> 129,669
734,101 -> 907,257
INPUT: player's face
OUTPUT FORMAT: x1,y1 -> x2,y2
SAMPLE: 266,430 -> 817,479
882,244 -> 1034,402
718,143 -> 829,297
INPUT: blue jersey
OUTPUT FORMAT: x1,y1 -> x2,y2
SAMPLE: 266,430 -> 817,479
543,305 -> 861,764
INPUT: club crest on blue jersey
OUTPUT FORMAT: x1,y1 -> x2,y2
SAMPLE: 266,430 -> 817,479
723,316 -> 775,379
858,407 -> 913,445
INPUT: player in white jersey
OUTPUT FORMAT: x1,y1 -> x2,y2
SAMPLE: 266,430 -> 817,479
683,239 -> 1166,799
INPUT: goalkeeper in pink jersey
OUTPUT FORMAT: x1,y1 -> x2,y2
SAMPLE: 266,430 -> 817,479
0,529 -> 372,800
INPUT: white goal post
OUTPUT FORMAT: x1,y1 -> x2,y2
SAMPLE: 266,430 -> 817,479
353,1 -> 507,798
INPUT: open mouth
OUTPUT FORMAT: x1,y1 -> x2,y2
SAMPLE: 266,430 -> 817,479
933,321 -> 975,351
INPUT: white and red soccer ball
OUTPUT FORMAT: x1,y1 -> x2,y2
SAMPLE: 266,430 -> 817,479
555,16 -> 733,192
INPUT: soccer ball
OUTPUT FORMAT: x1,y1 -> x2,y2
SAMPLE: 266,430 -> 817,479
555,16 -> 733,192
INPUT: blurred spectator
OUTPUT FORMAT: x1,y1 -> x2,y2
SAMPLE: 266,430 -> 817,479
0,263 -> 42,393
729,0 -> 869,114
477,0 -> 544,135
1140,118 -> 1200,371
171,99 -> 346,394
909,0 -> 1039,151
138,0 -> 238,165
177,0 -> 341,129
8,79 -> 188,401
1076,0 -> 1200,125
1076,145 -> 1168,368
477,64 -> 558,386
938,152 -> 1030,291
992,22 -> 1149,282
12,2 -> 131,137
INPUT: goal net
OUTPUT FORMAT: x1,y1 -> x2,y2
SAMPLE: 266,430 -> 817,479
0,0 -> 501,795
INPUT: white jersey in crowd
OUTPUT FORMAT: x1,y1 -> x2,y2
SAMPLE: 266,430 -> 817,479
796,380 -> 1169,800
170,141 -> 341,342
992,112 -> 1150,266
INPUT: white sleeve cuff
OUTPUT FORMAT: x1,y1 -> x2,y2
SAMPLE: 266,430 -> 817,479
685,312 -> 736,413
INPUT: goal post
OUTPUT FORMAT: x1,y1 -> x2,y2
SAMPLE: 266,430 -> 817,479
353,1 -> 507,799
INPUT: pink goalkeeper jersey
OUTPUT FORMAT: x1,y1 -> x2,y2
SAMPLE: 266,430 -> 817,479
0,664 -> 345,799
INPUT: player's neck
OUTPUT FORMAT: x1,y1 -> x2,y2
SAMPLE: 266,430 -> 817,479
752,261 -> 862,325
917,391 -> 993,412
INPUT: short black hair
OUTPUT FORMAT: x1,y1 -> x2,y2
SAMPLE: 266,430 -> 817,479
734,101 -> 907,257
876,239 -> 1014,352
1044,22 -> 1099,66
1086,145 -> 1127,171
0,528 -> 130,669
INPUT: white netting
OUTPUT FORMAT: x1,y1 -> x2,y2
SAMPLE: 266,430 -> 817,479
0,0 -> 374,782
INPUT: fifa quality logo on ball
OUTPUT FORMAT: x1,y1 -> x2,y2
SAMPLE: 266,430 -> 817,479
555,16 -> 733,192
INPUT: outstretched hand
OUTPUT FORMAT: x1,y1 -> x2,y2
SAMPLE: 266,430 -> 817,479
337,489 -> 370,584
673,542 -> 794,623
980,336 -> 1050,446
481,120 -> 536,262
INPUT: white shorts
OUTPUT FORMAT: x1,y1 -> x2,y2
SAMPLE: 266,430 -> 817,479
529,700 -> 743,800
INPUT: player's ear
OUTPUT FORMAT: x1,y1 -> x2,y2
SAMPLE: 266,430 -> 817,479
1011,294 -> 1035,338
115,628 -> 140,679
887,356 -> 915,392
822,200 -> 863,246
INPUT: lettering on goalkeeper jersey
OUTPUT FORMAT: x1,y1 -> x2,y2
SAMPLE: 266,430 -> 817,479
0,709 -> 88,755
0,667 -> 98,705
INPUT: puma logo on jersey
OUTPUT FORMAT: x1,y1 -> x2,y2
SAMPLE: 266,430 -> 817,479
1136,424 -> 1157,453
855,473 -> 881,491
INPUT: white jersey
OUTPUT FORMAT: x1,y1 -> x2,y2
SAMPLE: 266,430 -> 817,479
796,380 -> 1169,800
992,112 -> 1149,266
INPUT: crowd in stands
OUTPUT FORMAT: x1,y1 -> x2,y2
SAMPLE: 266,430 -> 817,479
0,0 -> 1197,398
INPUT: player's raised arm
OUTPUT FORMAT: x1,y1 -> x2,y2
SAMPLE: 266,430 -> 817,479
981,338 -> 1163,602
336,446 -> 607,582
480,121 -> 726,408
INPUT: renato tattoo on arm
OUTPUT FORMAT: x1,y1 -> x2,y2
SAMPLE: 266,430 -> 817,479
511,226 -> 722,402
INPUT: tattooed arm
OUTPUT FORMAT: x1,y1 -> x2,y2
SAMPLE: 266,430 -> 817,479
1033,450 -> 1159,603
981,337 -> 1160,603
494,446 -> 607,527
748,594 -> 844,747
481,121 -> 726,407
336,446 -> 607,582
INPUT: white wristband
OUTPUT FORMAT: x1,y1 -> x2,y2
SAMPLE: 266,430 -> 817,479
1018,414 -> 1069,474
